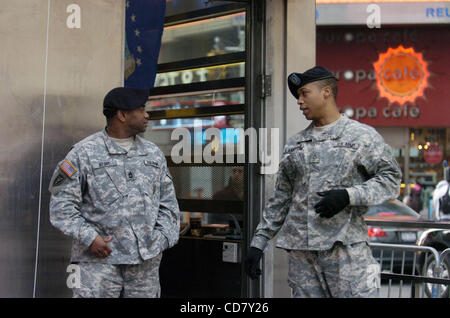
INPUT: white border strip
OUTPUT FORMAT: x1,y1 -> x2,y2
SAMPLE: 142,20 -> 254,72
317,2 -> 450,25
33,0 -> 51,298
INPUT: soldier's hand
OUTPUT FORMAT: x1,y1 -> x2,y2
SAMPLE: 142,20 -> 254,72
89,235 -> 112,258
245,247 -> 263,280
314,189 -> 350,218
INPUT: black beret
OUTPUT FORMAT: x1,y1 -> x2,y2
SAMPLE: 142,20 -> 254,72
103,87 -> 150,116
288,66 -> 337,99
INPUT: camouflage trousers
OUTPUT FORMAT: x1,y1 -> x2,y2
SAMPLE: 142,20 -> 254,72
287,242 -> 380,298
73,254 -> 162,298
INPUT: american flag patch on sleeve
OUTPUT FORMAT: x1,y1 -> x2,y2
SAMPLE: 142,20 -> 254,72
60,160 -> 77,177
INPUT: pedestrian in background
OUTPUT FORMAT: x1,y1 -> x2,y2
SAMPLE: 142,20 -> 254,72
245,66 -> 402,297
49,87 -> 180,298
404,183 -> 424,213
432,161 -> 450,221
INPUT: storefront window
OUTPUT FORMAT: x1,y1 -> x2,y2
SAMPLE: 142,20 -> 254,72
403,127 -> 449,214
158,12 -> 245,64
144,113 -> 245,156
169,165 -> 243,200
165,0 -> 233,17
172,164 -> 244,233
155,62 -> 245,87
153,4 -> 247,297
409,128 -> 447,182
148,89 -> 244,111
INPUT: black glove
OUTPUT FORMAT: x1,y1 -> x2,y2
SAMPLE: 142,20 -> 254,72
314,189 -> 350,218
245,247 -> 263,280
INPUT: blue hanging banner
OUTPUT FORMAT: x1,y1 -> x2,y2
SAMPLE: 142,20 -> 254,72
124,0 -> 166,89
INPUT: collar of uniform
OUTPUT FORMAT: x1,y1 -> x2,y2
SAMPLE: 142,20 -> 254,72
101,129 -> 149,156
297,114 -> 348,142
102,129 -> 127,154
128,135 -> 148,156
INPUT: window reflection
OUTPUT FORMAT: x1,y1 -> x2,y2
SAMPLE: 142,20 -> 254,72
148,88 -> 244,111
165,0 -> 233,17
158,12 -> 246,64
180,211 -> 242,240
151,114 -> 243,130
143,114 -> 245,156
392,127 -> 449,217
168,165 -> 243,200
408,127 -> 447,184
171,165 -> 244,231
155,62 -> 245,87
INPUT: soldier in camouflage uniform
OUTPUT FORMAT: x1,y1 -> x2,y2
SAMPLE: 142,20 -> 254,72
245,66 -> 402,297
49,87 -> 180,298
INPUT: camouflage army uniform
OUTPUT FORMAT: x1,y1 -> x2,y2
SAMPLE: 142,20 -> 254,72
49,129 -> 180,297
251,115 -> 402,297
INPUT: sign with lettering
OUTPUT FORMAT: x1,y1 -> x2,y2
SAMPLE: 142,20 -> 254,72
373,46 -> 430,105
317,26 -> 450,127
424,144 -> 444,165
315,2 -> 450,25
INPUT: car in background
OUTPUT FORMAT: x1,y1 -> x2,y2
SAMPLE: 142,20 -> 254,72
364,199 -> 422,272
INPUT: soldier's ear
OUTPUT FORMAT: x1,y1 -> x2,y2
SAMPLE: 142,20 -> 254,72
116,109 -> 127,122
323,86 -> 331,98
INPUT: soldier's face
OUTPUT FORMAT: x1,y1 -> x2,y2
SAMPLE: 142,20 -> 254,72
124,106 -> 149,134
296,82 -> 327,121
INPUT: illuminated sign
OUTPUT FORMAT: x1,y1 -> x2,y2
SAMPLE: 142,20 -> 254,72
373,46 -> 430,105
424,144 -> 444,165
155,62 -> 244,87
426,7 -> 450,17
316,3 -> 450,26
342,104 -> 420,121
317,27 -> 449,127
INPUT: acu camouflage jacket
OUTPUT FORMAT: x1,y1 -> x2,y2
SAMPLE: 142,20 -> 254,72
251,115 -> 402,251
49,130 -> 180,264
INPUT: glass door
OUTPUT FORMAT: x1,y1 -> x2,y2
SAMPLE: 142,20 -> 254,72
143,1 -> 250,297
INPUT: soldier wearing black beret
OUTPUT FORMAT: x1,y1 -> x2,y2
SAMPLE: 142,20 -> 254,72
103,87 -> 150,118
49,87 -> 180,298
102,86 -> 151,138
246,66 -> 402,298
287,66 -> 337,100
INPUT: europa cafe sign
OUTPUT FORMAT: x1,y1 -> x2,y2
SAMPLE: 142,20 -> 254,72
373,45 -> 429,114
341,45 -> 431,122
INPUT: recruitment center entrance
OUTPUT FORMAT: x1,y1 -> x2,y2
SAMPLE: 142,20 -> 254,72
143,0 -> 266,297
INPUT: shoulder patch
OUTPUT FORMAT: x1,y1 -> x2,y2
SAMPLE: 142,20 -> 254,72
49,170 -> 70,193
53,174 -> 66,187
60,160 -> 77,177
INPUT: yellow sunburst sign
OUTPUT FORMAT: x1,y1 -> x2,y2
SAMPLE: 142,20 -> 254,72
373,46 -> 430,105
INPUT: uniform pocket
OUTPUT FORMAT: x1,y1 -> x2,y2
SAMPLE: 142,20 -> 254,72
140,187 -> 159,223
347,242 -> 380,297
283,152 -> 306,187
142,159 -> 160,183
91,162 -> 123,207
331,147 -> 358,187
141,159 -> 161,198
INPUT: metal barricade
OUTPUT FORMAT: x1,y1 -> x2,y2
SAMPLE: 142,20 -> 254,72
369,243 -> 449,298
366,219 -> 450,298
437,248 -> 450,297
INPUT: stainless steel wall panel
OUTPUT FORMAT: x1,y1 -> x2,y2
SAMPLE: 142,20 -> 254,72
0,0 -> 49,298
35,0 -> 124,297
0,0 -> 123,297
